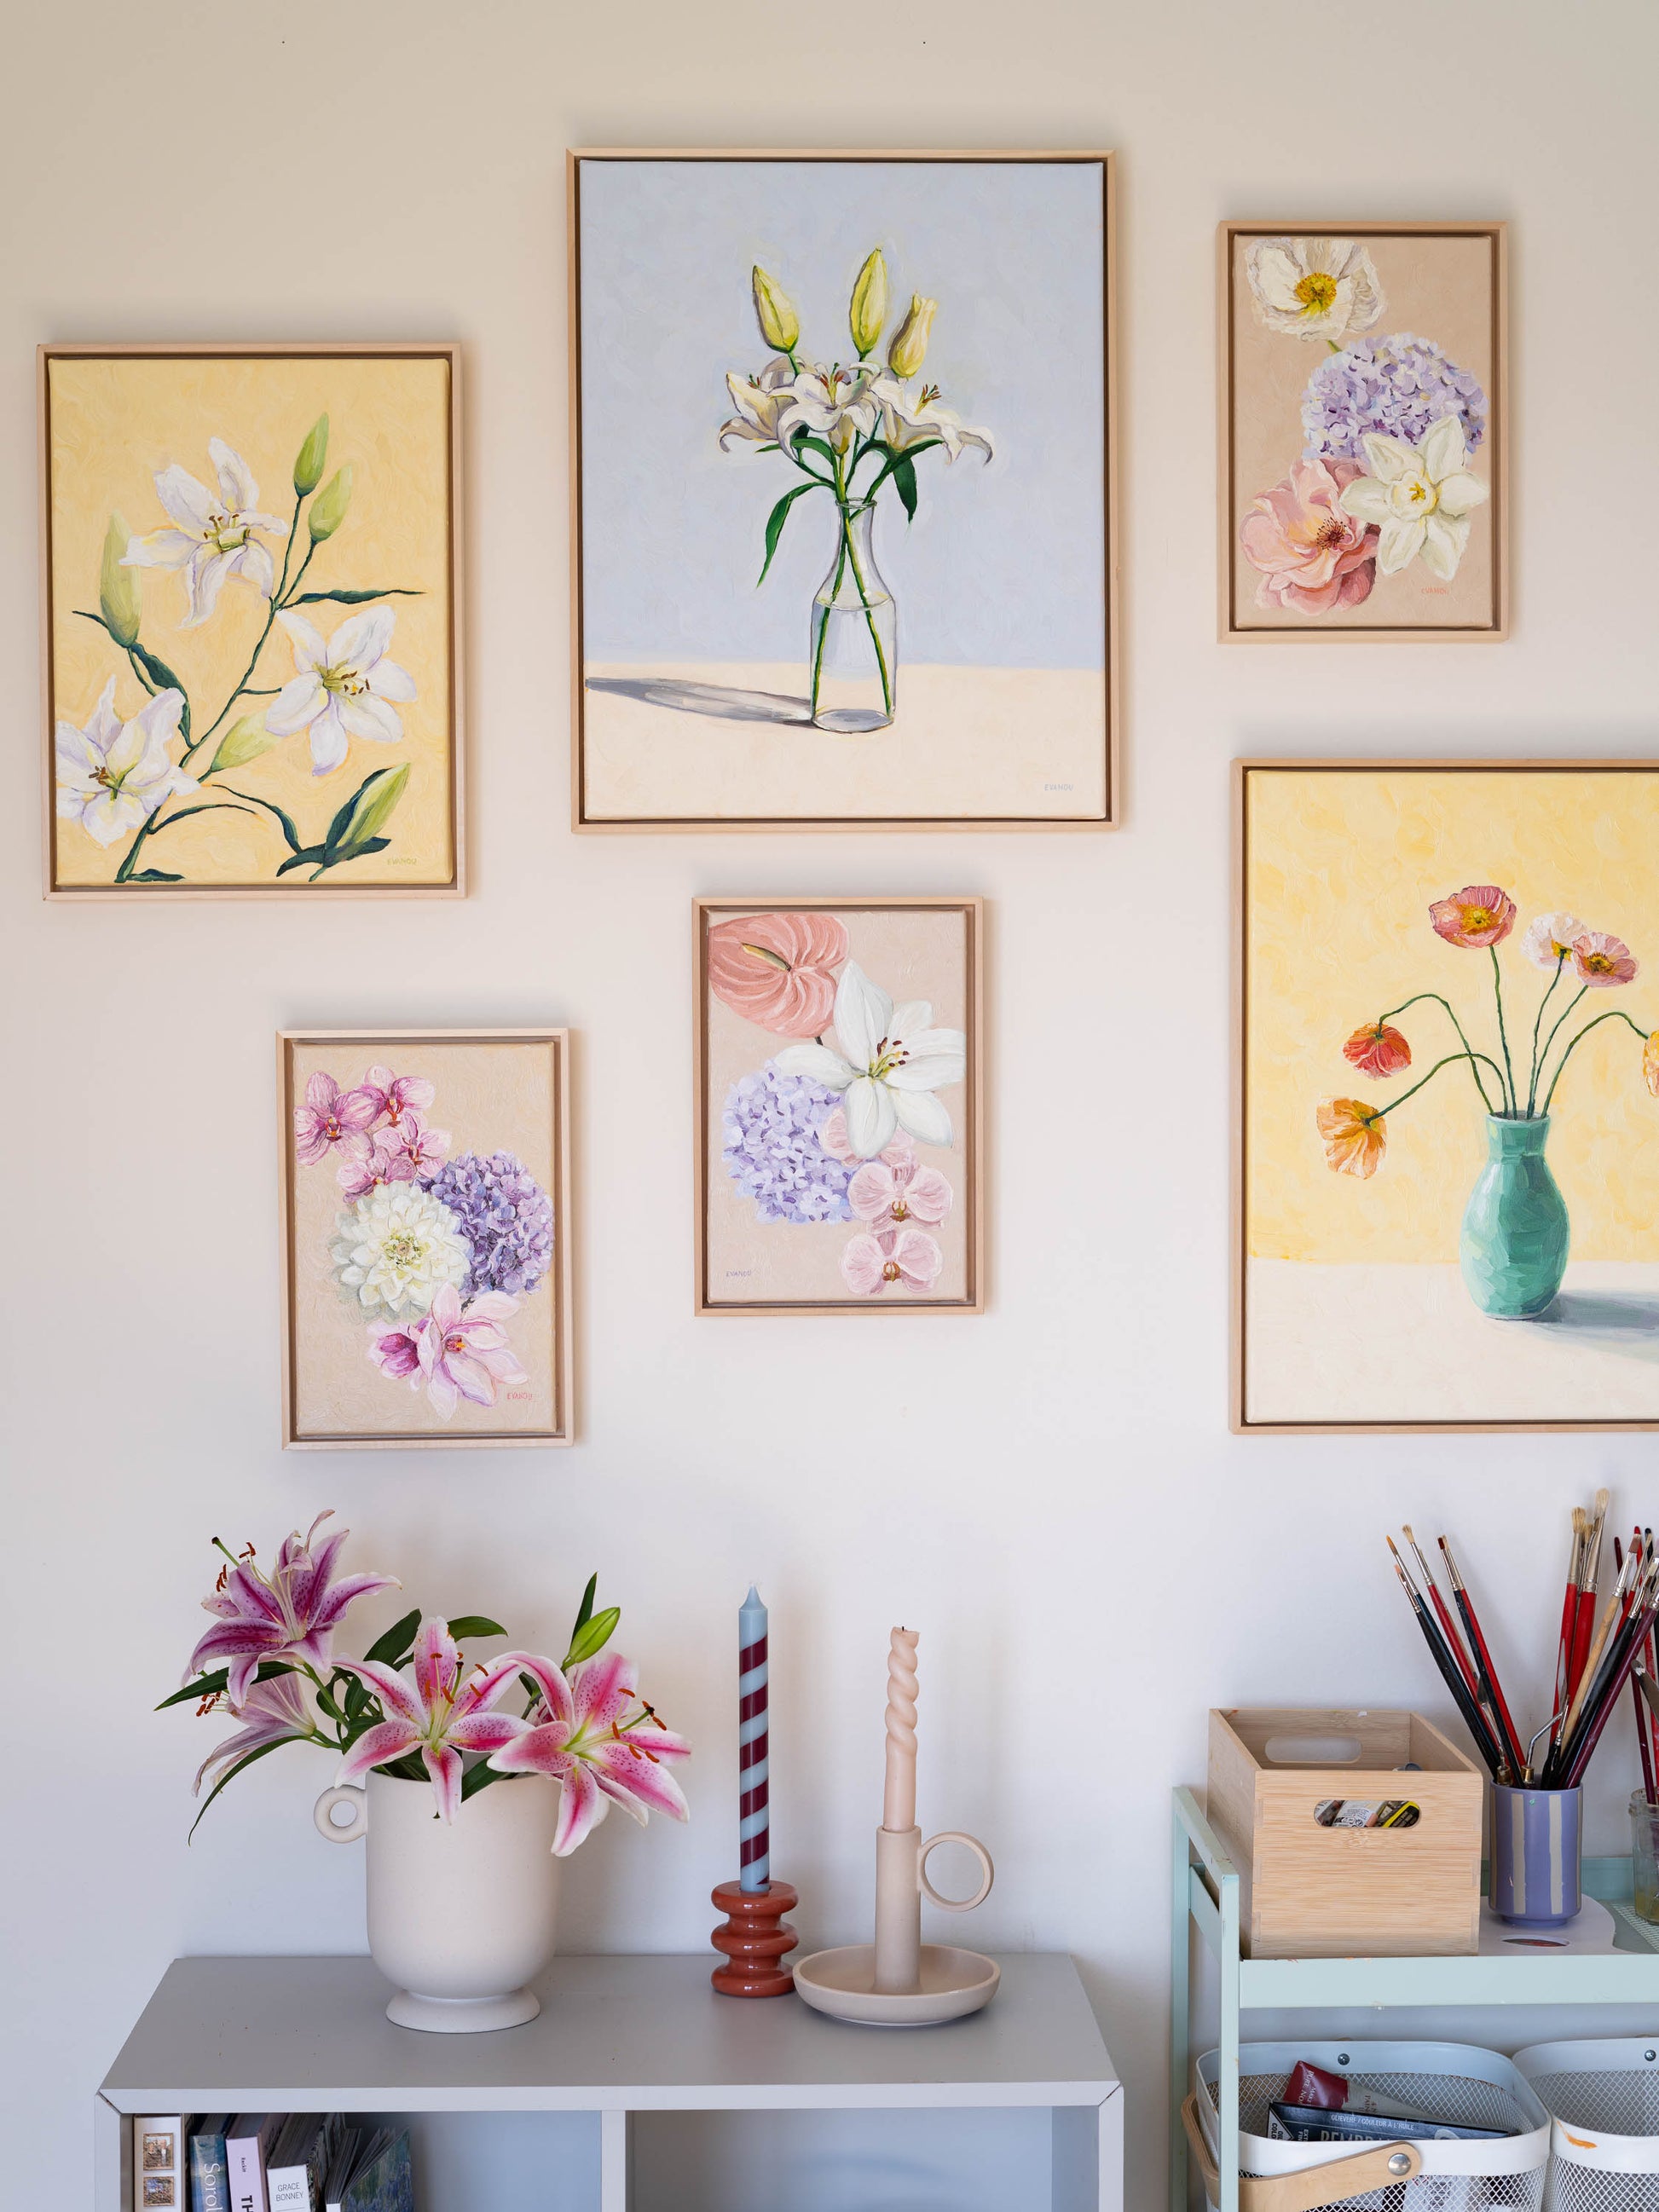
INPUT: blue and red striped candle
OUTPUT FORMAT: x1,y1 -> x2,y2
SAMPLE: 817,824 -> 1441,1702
738,1585 -> 770,1892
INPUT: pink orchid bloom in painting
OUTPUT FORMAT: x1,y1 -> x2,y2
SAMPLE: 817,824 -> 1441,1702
707,911 -> 851,1039
335,1619 -> 535,1822
416,1285 -> 527,1418
1239,459 -> 1377,615
840,1222 -> 944,1297
488,1650 -> 691,1857
1572,931 -> 1639,988
361,1066 -> 436,1131
387,1112 -> 451,1180
847,1141 -> 952,1228
194,1672 -> 321,1796
188,1511 -> 399,1704
294,1071 -> 379,1164
337,1128 -> 415,1202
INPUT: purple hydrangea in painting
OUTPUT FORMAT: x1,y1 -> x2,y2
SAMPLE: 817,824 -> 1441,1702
1301,334 -> 1487,466
425,1151 -> 554,1298
723,1065 -> 855,1225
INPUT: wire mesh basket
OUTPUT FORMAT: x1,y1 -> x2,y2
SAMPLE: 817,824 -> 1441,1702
1191,2042 -> 1550,2212
1514,2041 -> 1659,2212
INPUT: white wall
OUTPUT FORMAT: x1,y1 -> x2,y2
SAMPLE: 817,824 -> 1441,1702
7,2 -> 1659,2206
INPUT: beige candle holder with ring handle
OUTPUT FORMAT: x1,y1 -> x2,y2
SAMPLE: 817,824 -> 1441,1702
794,1824 -> 999,2025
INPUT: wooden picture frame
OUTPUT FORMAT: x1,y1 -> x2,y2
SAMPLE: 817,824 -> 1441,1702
1235,760 -> 1659,1433
279,1029 -> 573,1448
1218,223 -> 1507,643
570,151 -> 1119,831
42,341 -> 465,898
694,896 -> 984,1314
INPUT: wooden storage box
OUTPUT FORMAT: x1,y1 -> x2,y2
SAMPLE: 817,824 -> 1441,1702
1206,1707 -> 1483,1959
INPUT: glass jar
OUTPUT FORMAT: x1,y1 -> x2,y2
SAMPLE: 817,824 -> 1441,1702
1631,1788 -> 1659,1923
809,501 -> 897,733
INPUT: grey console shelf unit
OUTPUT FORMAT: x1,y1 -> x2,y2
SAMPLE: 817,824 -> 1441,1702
97,1952 -> 1122,2212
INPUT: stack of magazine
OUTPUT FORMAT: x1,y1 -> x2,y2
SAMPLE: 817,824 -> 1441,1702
132,2112 -> 412,2212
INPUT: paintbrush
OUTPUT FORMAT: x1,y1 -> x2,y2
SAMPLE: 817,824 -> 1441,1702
1569,1491 -> 1611,1698
1616,1539 -> 1657,1805
1564,1566 -> 1659,1788
1387,1538 -> 1505,1778
1553,1509 -> 1585,1733
1404,1526 -> 1478,1696
1560,1545 -> 1639,1752
1439,1535 -> 1524,1780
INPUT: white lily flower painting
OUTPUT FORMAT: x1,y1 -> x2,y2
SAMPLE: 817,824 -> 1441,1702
573,151 -> 1117,829
43,344 -> 462,895
1223,221 -> 1506,639
696,898 -> 982,1314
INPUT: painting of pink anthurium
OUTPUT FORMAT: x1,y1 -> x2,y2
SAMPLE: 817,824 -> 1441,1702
43,344 -> 460,894
1222,225 -> 1505,638
696,898 -> 982,1313
279,1031 -> 572,1447
161,1509 -> 689,1854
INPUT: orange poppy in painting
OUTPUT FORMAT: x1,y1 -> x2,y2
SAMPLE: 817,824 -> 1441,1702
1429,884 -> 1516,948
707,911 -> 850,1038
1343,1022 -> 1412,1078
1317,1097 -> 1386,1178
1643,1033 -> 1659,1099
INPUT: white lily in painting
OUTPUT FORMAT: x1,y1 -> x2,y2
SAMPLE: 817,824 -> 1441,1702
122,439 -> 291,627
1338,415 -> 1490,580
773,962 -> 966,1158
869,374 -> 994,463
264,607 -> 418,775
55,677 -> 198,846
776,363 -> 879,454
718,357 -> 796,449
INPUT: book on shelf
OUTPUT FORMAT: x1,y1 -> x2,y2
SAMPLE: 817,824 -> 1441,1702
267,2113 -> 344,2212
187,2116 -> 232,2212
225,2116 -> 282,2212
134,2115 -> 190,2212
324,2128 -> 411,2212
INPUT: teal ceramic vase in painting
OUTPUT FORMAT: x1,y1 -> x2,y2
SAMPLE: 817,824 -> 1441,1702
1460,1115 -> 1569,1318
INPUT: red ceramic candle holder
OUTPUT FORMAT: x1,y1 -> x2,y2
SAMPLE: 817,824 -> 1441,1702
710,1878 -> 799,1997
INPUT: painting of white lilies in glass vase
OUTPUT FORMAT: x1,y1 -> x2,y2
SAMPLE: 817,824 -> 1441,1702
41,343 -> 462,896
1220,223 -> 1506,640
571,153 -> 1117,828
695,899 -> 982,1314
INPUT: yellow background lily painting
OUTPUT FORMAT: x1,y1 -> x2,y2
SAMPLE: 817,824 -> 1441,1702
43,347 -> 460,893
1240,765 -> 1659,1432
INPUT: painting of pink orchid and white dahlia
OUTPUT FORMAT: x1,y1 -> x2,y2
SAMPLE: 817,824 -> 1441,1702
280,1031 -> 572,1445
697,898 -> 981,1313
572,152 -> 1117,829
164,1513 -> 688,1851
1221,226 -> 1506,639
43,344 -> 461,895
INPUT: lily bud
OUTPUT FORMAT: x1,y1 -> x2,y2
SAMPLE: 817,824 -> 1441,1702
849,249 -> 887,356
751,265 -> 800,355
887,294 -> 938,379
293,413 -> 329,496
209,713 -> 279,774
100,512 -> 142,646
337,761 -> 410,850
308,464 -> 353,541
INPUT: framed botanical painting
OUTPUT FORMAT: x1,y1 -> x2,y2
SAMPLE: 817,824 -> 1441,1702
1219,223 -> 1506,641
279,1031 -> 572,1447
571,151 -> 1117,829
1237,762 -> 1659,1433
695,898 -> 982,1313
42,343 -> 463,897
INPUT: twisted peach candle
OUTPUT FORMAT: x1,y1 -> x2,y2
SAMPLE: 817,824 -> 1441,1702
882,1626 -> 919,1833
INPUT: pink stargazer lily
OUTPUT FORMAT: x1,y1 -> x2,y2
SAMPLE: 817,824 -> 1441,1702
188,1510 -> 398,1704
194,1672 -> 321,1795
488,1649 -> 691,1856
294,1071 -> 379,1164
334,1619 -> 536,1821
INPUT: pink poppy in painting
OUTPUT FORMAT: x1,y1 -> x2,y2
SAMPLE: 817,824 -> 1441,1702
1316,1097 -> 1386,1179
1343,1023 -> 1412,1078
294,1070 -> 379,1164
848,1144 -> 952,1227
1430,885 -> 1516,949
840,1222 -> 944,1296
361,1066 -> 435,1130
416,1285 -> 528,1418
1572,931 -> 1639,988
707,911 -> 850,1039
1239,459 -> 1377,615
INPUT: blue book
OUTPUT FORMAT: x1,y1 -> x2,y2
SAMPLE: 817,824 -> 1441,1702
188,2118 -> 231,2212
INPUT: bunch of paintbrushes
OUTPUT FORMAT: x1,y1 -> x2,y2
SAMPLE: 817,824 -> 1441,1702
1387,1492 -> 1659,1792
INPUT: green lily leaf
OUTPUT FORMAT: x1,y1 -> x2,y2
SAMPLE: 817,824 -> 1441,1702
289,587 -> 423,606
572,1574 -> 598,1637
446,1615 -> 508,1643
325,763 -> 410,857
461,1762 -> 514,1802
564,1605 -> 620,1669
129,868 -> 184,883
217,787 -> 303,852
893,455 -> 919,523
363,1608 -> 422,1667
154,1660 -> 296,1712
275,846 -> 329,876
758,482 -> 826,585
187,1735 -> 296,1843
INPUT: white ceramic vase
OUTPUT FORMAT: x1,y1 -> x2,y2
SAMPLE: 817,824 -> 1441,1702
315,1770 -> 561,2031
